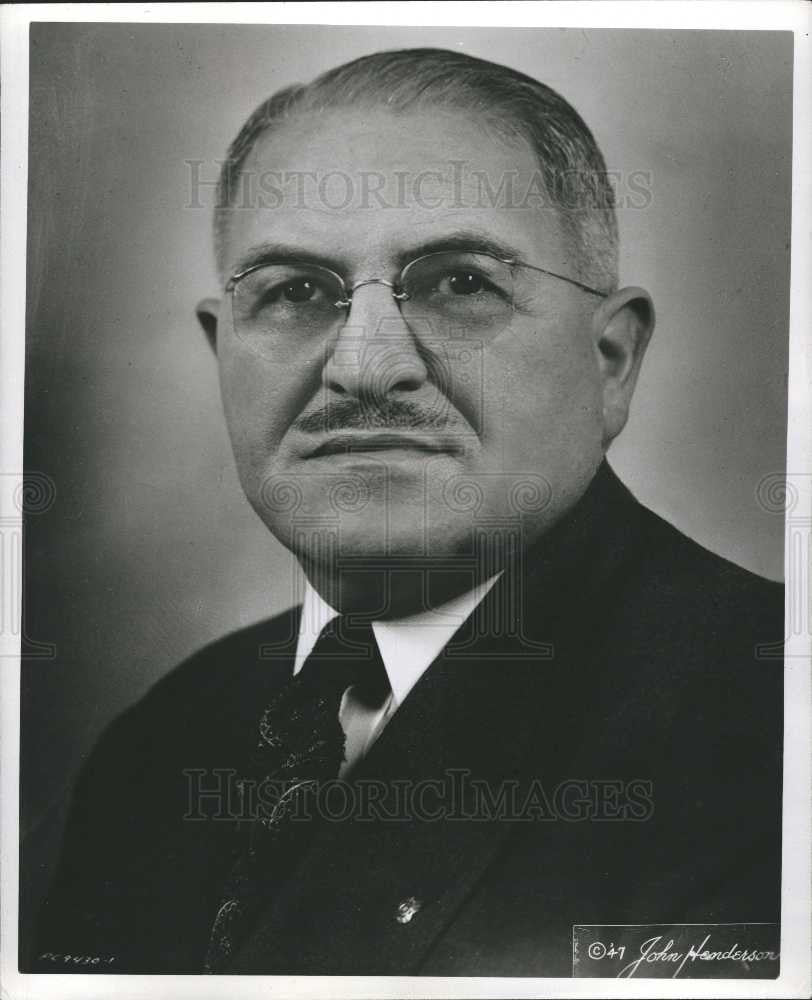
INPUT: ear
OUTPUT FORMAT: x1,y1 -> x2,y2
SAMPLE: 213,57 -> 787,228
196,297 -> 220,354
591,286 -> 655,447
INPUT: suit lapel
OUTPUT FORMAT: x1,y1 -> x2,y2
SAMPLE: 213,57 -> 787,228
228,585 -> 545,974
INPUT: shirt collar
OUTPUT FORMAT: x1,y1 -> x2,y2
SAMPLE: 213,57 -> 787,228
293,573 -> 502,708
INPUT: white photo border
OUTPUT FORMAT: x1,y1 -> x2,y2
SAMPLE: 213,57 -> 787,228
1,3 -> 809,999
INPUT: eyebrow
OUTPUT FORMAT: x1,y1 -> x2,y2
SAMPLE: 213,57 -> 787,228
231,229 -> 527,278
394,231 -> 525,267
232,243 -> 345,276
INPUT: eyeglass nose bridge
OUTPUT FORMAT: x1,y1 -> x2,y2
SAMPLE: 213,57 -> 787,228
335,276 -> 410,309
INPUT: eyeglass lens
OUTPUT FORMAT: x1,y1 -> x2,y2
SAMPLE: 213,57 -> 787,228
230,252 -> 516,347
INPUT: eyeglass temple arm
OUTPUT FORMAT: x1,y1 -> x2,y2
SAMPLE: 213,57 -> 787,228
503,259 -> 607,298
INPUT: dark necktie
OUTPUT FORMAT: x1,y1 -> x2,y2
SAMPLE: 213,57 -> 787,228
204,617 -> 389,973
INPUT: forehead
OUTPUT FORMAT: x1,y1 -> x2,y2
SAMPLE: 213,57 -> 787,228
224,107 -> 568,277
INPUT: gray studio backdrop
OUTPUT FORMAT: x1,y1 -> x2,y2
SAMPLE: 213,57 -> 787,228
23,24 -> 790,854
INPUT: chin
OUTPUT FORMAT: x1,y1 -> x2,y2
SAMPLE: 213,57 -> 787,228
280,503 -> 471,566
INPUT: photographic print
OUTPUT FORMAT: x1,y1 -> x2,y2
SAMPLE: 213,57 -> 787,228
2,5 -> 809,998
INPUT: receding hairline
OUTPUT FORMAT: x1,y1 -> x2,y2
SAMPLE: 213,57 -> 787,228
213,48 -> 619,292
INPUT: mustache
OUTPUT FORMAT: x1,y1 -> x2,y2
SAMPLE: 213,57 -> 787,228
295,398 -> 452,435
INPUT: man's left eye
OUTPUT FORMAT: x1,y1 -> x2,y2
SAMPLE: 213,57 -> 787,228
443,271 -> 487,295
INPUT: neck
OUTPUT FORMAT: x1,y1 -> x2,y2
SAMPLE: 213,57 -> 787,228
299,461 -> 622,619
299,557 -> 501,620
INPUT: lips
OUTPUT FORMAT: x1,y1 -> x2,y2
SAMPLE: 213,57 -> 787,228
306,432 -> 457,458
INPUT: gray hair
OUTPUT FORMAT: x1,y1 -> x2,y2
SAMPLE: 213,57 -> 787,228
214,48 -> 618,292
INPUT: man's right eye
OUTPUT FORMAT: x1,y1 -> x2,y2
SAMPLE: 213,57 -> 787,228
261,277 -> 326,305
277,278 -> 319,303
248,275 -> 335,315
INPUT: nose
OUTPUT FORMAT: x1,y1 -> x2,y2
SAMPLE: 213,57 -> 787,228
322,284 -> 429,401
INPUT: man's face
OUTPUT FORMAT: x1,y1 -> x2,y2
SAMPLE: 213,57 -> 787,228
211,107 -> 612,588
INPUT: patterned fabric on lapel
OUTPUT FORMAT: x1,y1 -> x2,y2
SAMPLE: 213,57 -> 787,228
205,619 -> 388,972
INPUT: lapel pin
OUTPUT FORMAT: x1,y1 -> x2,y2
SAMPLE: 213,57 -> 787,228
394,896 -> 422,924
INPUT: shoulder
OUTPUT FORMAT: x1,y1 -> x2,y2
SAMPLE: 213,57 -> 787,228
78,607 -> 301,788
624,495 -> 783,644
579,464 -> 783,644
555,467 -> 784,753
553,474 -> 783,882
139,607 -> 300,713
582,478 -> 783,773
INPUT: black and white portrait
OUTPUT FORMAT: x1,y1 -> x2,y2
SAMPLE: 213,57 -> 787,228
4,8 -> 810,997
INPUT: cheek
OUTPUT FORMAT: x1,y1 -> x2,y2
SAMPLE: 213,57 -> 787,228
480,322 -> 604,465
216,333 -> 306,479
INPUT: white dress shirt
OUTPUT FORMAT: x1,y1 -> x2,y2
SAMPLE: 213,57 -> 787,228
293,574 -> 501,776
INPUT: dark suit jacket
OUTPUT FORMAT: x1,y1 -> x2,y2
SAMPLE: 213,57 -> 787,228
25,462 -> 783,976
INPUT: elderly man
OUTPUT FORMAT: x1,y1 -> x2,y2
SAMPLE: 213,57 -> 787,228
31,48 -> 782,977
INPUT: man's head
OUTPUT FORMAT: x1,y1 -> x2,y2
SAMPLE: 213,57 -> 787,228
196,48 -> 654,612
